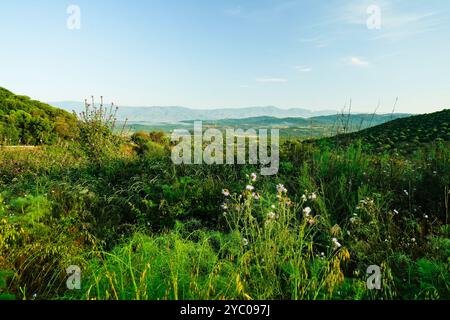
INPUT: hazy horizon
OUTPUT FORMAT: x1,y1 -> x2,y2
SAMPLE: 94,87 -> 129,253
47,99 -> 427,115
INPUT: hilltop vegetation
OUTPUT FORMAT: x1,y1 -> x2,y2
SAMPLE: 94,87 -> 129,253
0,93 -> 449,301
319,109 -> 450,152
0,87 -> 78,145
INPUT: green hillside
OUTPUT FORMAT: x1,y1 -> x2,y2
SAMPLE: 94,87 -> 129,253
191,116 -> 310,126
0,87 -> 78,145
309,113 -> 411,126
319,109 -> 450,152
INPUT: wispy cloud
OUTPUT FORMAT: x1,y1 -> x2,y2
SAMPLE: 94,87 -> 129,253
224,6 -> 242,16
256,77 -> 288,83
294,66 -> 312,72
299,36 -> 333,48
348,56 -> 370,67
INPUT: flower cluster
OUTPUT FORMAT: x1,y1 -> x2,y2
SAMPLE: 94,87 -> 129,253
332,237 -> 342,250
349,214 -> 359,224
267,212 -> 276,220
301,191 -> 318,202
355,197 -> 375,211
276,184 -> 287,194
303,206 -> 316,225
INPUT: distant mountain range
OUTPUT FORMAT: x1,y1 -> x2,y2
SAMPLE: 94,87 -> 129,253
49,101 -> 338,123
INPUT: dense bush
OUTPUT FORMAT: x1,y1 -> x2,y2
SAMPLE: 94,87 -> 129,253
0,87 -> 78,145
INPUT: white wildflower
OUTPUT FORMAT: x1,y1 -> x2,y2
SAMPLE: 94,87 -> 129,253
276,184 -> 287,194
250,173 -> 257,182
303,207 -> 312,217
246,185 -> 255,191
267,212 -> 276,220
222,189 -> 230,197
332,237 -> 342,249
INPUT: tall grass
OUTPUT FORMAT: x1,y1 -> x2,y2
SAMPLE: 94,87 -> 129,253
0,124 -> 449,300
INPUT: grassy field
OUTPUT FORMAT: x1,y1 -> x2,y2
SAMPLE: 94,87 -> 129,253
0,105 -> 449,300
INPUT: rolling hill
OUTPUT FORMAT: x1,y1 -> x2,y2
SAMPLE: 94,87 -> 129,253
185,113 -> 410,128
318,109 -> 450,152
0,87 -> 78,145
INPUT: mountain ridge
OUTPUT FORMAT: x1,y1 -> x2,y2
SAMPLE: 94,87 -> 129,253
49,101 -> 339,123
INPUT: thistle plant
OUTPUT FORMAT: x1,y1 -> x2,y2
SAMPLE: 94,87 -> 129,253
76,96 -> 128,163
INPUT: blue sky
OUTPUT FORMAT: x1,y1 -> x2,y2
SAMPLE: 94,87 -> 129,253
1,0 -> 449,113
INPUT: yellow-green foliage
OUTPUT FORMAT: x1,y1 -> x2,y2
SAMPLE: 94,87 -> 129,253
0,87 -> 78,145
